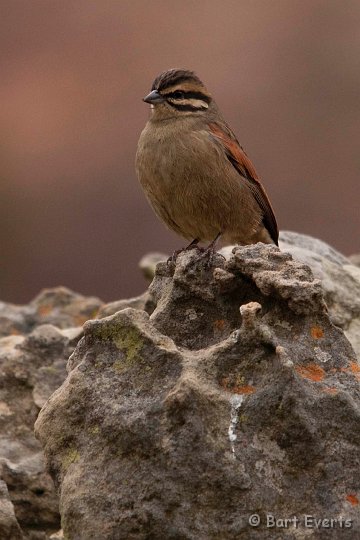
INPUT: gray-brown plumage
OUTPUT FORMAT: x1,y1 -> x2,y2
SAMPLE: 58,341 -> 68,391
135,69 -> 278,248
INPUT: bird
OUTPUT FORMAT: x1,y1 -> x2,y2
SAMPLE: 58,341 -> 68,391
135,69 -> 278,255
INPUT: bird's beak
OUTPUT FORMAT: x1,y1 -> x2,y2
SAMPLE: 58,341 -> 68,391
143,90 -> 165,104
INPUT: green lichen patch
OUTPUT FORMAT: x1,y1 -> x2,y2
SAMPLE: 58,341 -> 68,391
114,326 -> 143,361
90,320 -> 144,364
62,447 -> 80,470
41,366 -> 58,374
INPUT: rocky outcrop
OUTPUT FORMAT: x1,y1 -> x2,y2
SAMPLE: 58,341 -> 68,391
0,287 -> 101,339
279,231 -> 360,359
0,288 -> 102,539
218,231 -> 360,360
113,231 -> 360,357
35,244 -> 360,539
0,480 -> 24,540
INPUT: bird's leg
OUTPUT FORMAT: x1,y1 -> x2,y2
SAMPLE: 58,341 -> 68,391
167,238 -> 200,264
185,238 -> 200,250
201,232 -> 224,264
204,232 -> 222,253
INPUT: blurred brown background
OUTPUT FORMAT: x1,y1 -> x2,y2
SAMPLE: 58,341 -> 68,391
1,0 -> 359,304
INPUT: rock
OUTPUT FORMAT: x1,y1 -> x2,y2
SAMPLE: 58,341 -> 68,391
0,288 -> 102,539
279,231 -> 360,358
35,245 -> 360,539
0,287 -> 102,338
220,232 -> 360,358
145,233 -> 360,358
349,253 -> 360,267
279,230 -> 350,266
98,292 -> 155,319
49,530 -> 63,539
138,252 -> 168,281
0,480 -> 24,540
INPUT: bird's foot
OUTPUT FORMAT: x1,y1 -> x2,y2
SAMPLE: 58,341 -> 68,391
167,238 -> 200,265
200,245 -> 225,268
200,233 -> 224,267
167,248 -> 183,265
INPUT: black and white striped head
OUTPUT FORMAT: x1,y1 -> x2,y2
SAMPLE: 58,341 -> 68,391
143,69 -> 212,116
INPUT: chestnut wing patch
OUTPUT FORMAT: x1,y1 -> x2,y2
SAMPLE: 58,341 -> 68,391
209,122 -> 279,245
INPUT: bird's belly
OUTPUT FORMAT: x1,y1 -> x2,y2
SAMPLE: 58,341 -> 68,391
138,143 -> 217,240
136,128 -> 260,243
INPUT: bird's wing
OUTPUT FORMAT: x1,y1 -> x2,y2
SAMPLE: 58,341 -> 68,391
208,122 -> 279,245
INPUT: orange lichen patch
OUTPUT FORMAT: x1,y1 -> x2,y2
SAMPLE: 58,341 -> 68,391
37,304 -> 53,316
10,328 -> 21,335
295,363 -> 325,382
322,387 -> 338,395
346,494 -> 359,506
350,362 -> 360,373
220,378 -> 256,395
233,385 -> 256,395
340,367 -> 349,373
214,319 -> 226,330
311,326 -> 324,339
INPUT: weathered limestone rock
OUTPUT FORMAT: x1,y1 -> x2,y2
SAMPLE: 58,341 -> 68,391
97,292 -> 155,319
125,232 -> 360,358
0,287 -> 101,338
0,288 -> 102,539
138,252 -> 169,282
0,480 -> 24,540
219,231 -> 360,359
349,253 -> 360,268
279,231 -> 360,359
35,245 -> 360,539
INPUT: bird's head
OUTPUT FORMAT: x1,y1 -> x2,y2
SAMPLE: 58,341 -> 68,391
143,69 -> 213,119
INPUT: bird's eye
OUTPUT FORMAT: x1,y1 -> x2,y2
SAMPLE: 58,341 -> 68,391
172,90 -> 185,99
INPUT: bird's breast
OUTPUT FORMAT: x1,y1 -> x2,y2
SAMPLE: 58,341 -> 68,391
136,120 -> 221,192
137,123 -> 188,189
